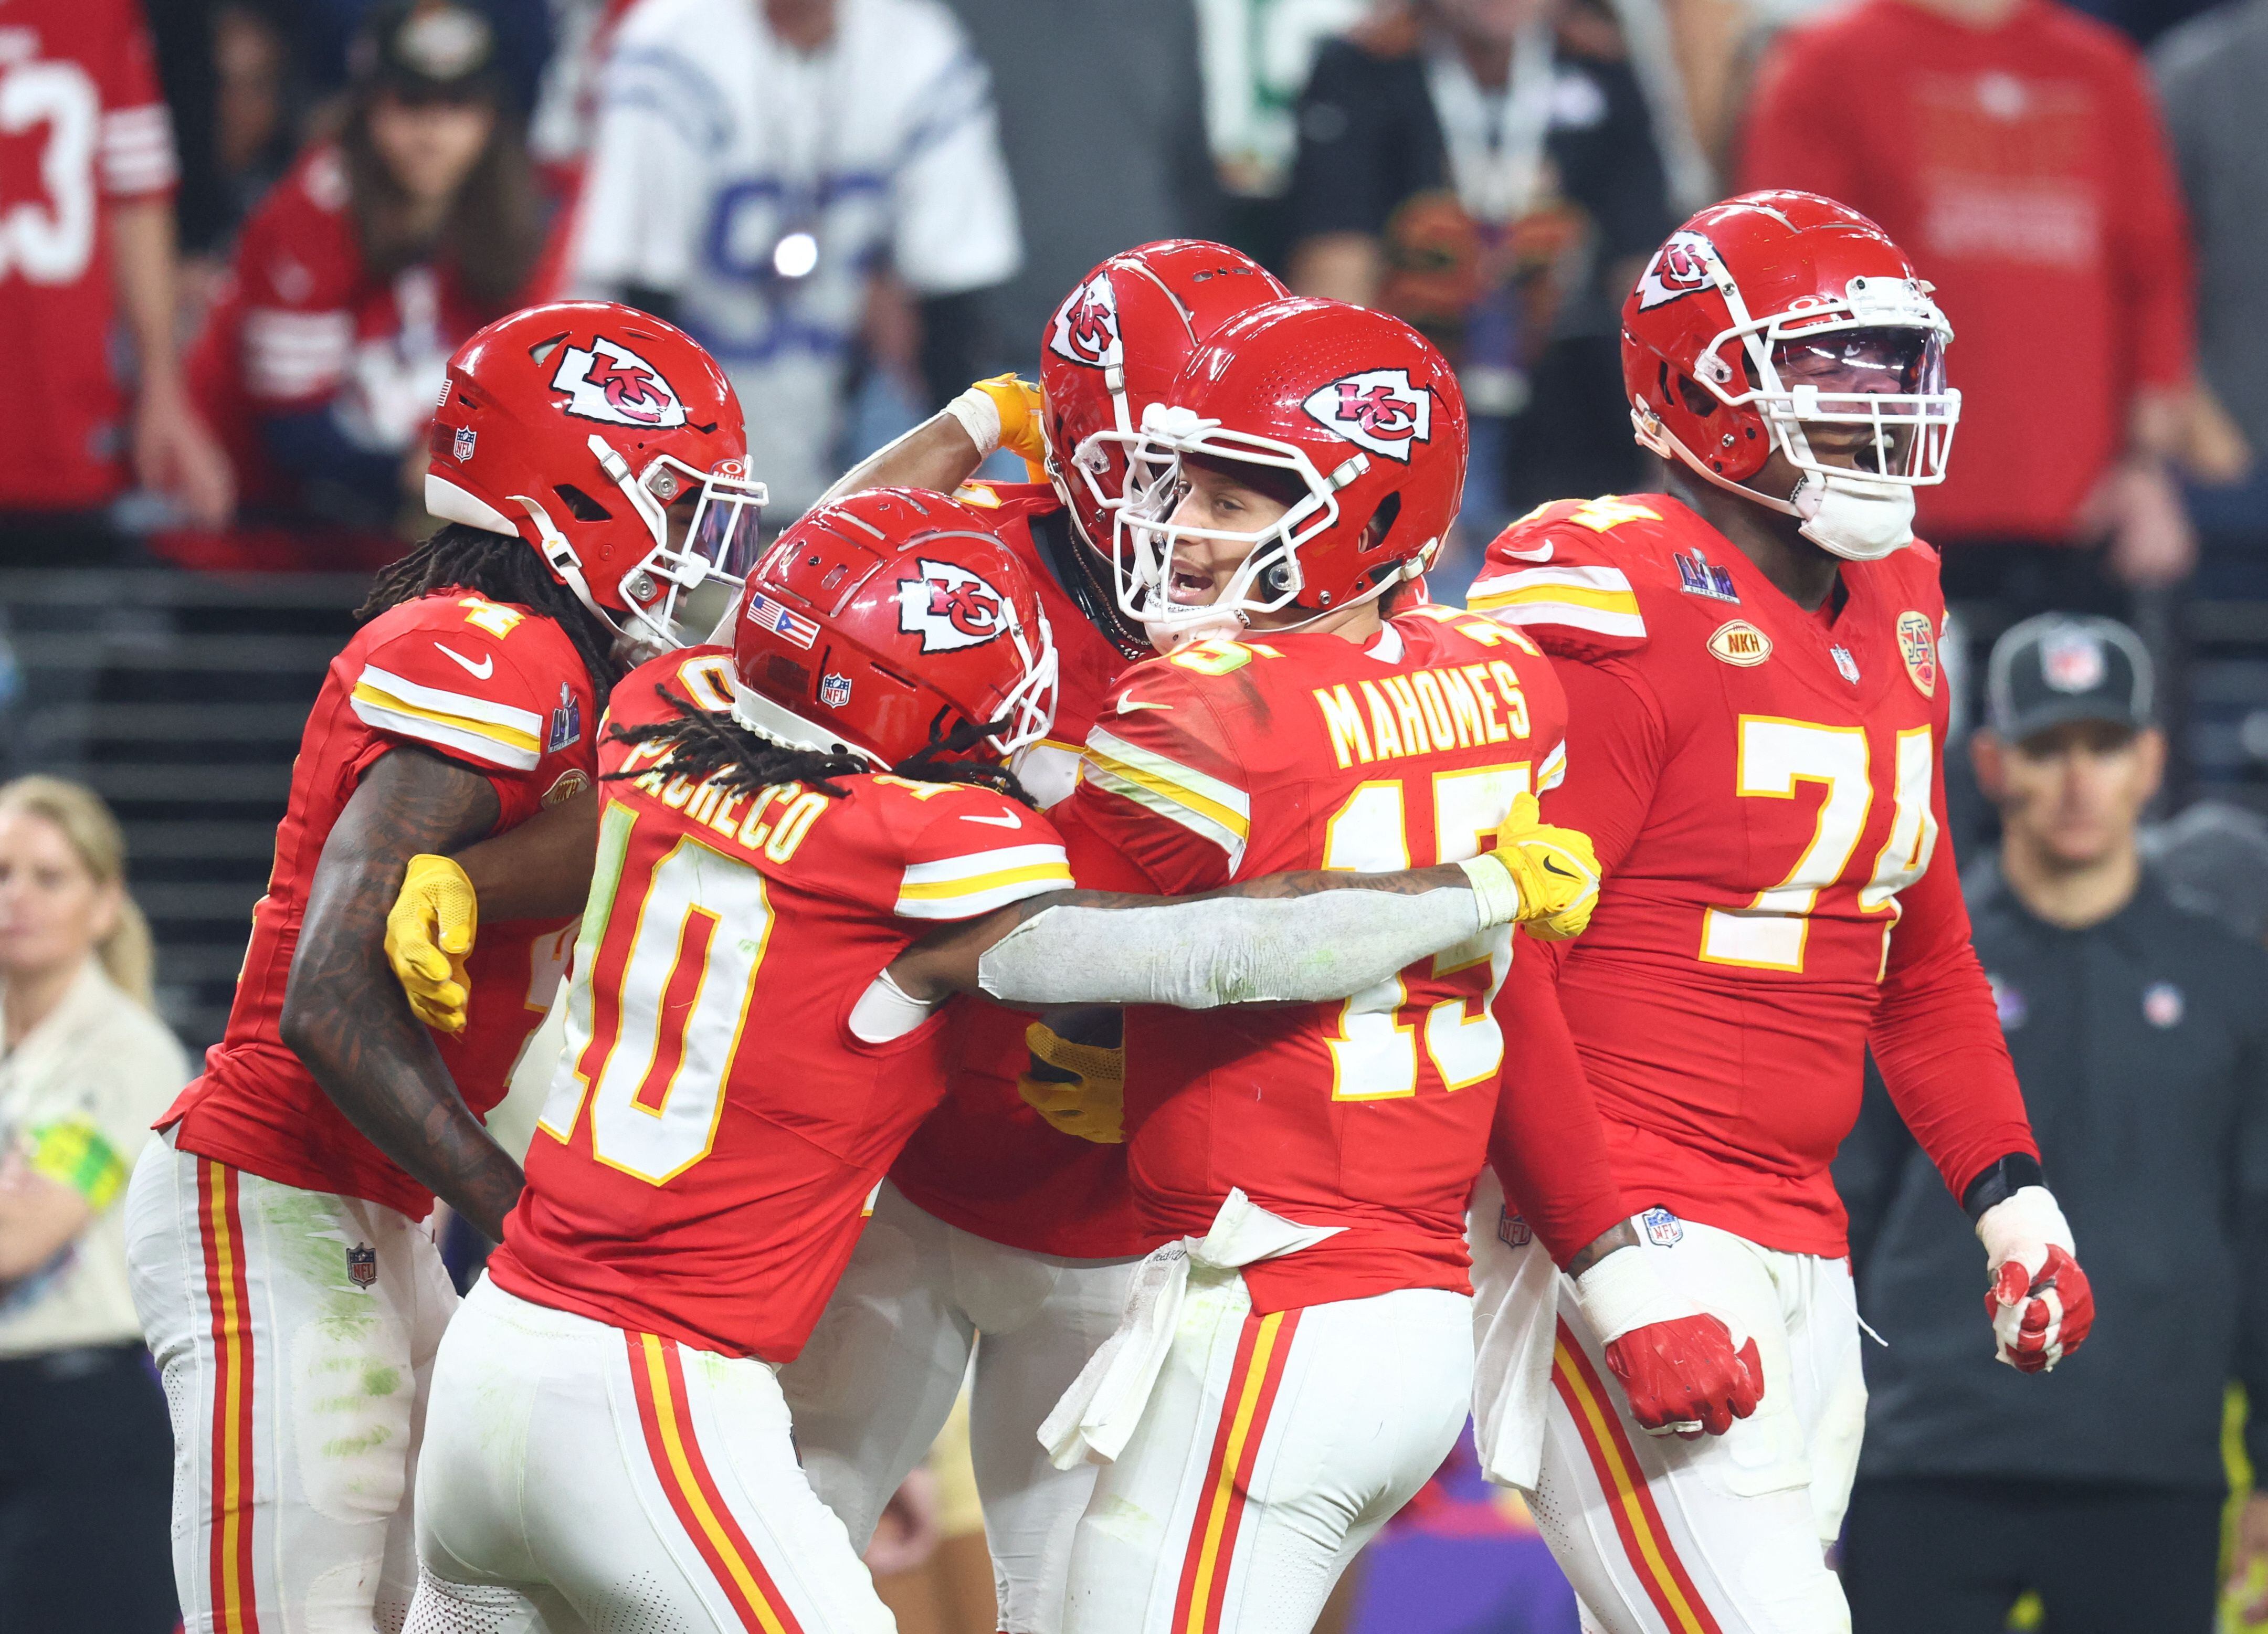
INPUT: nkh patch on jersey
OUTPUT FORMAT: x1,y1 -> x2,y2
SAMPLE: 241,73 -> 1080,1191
899,558 -> 1011,652
1634,229 -> 1716,310
1049,270 -> 1121,369
1303,370 -> 1431,462
550,337 -> 688,428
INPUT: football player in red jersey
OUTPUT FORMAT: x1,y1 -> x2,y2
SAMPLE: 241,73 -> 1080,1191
778,243 -> 1297,1627
122,300 -> 763,1634
401,488 -> 1597,1633
1462,194 -> 2096,1633
1031,297 -> 1760,1634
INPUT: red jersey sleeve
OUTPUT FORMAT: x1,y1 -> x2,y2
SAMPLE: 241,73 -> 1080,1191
233,147 -> 359,407
888,788 -> 1075,923
2105,52 -> 2197,393
1489,944 -> 1629,1265
1866,699 -> 2040,1204
1060,662 -> 1245,896
96,0 -> 176,200
349,594 -> 593,830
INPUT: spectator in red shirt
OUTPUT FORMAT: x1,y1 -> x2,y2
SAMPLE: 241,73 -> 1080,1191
1738,0 -> 2202,625
0,0 -> 233,563
181,0 -> 544,565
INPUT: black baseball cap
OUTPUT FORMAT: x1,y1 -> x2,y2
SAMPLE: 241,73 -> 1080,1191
352,0 -> 501,102
1986,612 -> 2154,745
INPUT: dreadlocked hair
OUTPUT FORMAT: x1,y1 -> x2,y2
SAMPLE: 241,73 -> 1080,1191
358,523 -> 629,696
603,689 -> 1039,808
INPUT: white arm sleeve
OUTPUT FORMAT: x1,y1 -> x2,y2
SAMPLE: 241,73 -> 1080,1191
569,41 -> 719,294
975,884 -> 1485,1009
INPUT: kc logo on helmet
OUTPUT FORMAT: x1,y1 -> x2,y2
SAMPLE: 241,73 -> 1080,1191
1048,271 -> 1121,369
1634,229 -> 1717,310
899,558 -> 1011,653
551,337 -> 687,428
1302,369 -> 1431,463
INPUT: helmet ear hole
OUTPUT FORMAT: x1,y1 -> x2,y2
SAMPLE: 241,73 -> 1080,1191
553,484 -> 613,522
1360,492 -> 1402,552
1675,373 -> 1718,418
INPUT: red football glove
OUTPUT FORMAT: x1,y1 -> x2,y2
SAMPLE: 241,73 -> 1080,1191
1573,1247 -> 1764,1439
1977,1187 -> 2094,1374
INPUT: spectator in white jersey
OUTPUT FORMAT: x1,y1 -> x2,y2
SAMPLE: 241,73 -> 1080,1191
569,0 -> 1022,518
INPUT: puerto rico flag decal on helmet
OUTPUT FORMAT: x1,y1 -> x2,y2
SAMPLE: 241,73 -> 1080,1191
550,336 -> 688,428
1303,369 -> 1432,463
900,557 -> 1010,652
1048,271 -> 1121,370
1635,229 -> 1718,310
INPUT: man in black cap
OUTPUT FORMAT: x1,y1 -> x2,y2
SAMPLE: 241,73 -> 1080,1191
1836,611 -> 2268,1633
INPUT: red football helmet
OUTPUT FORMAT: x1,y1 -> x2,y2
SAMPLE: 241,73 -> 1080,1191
1621,192 -> 1960,558
729,488 -> 1058,768
1038,240 -> 1289,557
1092,297 -> 1468,642
425,300 -> 766,649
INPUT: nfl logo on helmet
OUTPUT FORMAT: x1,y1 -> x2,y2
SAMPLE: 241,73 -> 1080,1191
819,672 -> 852,709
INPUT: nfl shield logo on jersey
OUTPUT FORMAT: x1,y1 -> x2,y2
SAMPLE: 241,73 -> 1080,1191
1048,270 -> 1122,368
1831,645 -> 1861,683
1896,610 -> 1938,697
1641,1207 -> 1683,1247
550,337 -> 688,428
1302,370 -> 1432,463
346,1242 -> 377,1289
452,425 -> 476,463
819,672 -> 852,709
899,558 -> 1010,652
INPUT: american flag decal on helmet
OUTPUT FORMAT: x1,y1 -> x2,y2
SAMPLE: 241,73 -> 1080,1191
745,592 -> 819,649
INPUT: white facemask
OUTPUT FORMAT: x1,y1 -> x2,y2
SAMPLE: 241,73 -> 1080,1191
1143,608 -> 1245,655
1788,468 -> 1916,562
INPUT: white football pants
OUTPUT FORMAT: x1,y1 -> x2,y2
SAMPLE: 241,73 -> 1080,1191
405,1277 -> 890,1634
778,1180 -> 1136,1634
1469,1189 -> 1865,1634
1061,1274 -> 1471,1634
125,1132 -> 460,1634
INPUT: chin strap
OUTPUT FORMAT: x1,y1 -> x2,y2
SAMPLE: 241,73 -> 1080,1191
1632,405 -> 1915,563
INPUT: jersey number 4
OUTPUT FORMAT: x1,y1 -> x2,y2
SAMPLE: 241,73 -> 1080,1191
1699,717 -> 1937,974
1322,764 -> 1530,1100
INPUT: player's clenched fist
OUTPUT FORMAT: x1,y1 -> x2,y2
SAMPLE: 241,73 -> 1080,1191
1018,1017 -> 1126,1144
1482,792 -> 1601,940
385,853 -> 479,1035
1977,1187 -> 2094,1373
1572,1247 -> 1764,1438
949,374 -> 1050,481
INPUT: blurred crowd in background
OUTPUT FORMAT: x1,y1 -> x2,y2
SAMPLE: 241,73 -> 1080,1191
8,0 -> 2268,1627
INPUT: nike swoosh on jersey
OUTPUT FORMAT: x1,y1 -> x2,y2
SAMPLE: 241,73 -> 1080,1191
1116,694 -> 1173,714
961,812 -> 1022,828
433,642 -> 494,681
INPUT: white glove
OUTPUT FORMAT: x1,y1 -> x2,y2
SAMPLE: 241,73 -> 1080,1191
1976,1186 -> 2095,1374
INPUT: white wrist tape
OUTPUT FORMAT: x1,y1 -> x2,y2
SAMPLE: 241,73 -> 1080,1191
1457,853 -> 1523,927
1570,1245 -> 1699,1345
849,967 -> 937,1043
944,386 -> 1004,458
1976,1185 -> 2075,1274
976,886 -> 1483,1009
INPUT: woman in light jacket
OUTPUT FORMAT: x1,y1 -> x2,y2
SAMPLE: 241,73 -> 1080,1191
0,776 -> 189,1632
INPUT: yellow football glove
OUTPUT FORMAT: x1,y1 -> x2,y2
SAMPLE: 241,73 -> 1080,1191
969,373 -> 1050,481
1489,792 -> 1602,941
1017,1019 -> 1126,1144
385,853 -> 479,1035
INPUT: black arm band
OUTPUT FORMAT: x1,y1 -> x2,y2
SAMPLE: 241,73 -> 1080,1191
1960,1152 -> 2047,1222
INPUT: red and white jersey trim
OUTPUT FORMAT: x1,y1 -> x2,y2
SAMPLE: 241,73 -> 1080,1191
98,103 -> 175,196
242,308 -> 356,403
350,663 -> 546,771
1465,564 -> 1648,640
893,841 -> 1072,920
1080,725 -> 1251,870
